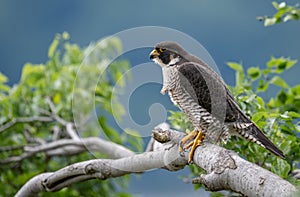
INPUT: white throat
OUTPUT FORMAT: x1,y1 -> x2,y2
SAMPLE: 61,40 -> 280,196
167,56 -> 180,66
152,56 -> 180,67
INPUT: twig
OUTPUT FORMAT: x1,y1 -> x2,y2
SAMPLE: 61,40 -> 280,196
24,129 -> 46,144
45,97 -> 80,140
291,169 -> 300,179
0,116 -> 53,133
45,97 -> 68,126
66,123 -> 80,141
51,126 -> 61,141
1,152 -> 36,164
0,145 -> 25,151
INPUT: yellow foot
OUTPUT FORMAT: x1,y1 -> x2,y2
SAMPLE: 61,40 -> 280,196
179,129 -> 205,164
179,129 -> 198,153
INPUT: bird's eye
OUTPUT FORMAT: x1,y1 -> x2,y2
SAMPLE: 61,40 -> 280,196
158,48 -> 166,52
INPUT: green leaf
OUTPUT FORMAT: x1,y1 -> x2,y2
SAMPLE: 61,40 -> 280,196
115,192 -> 132,197
53,93 -> 61,104
262,2 -> 300,26
227,62 -> 243,72
284,13 -> 299,22
287,111 -> 300,118
252,112 -> 268,122
272,1 -> 280,9
247,67 -> 261,80
109,37 -> 122,53
268,98 -> 275,108
291,85 -> 300,95
227,62 -> 245,87
267,56 -> 297,73
210,192 -> 225,197
21,63 -> 45,85
270,76 -> 289,88
256,96 -> 265,109
48,36 -> 59,58
280,124 -> 295,135
0,72 -> 8,83
98,116 -> 122,144
274,159 -> 291,178
277,90 -> 288,104
257,79 -> 269,92
264,17 -> 278,26
62,31 -> 70,40
123,129 -> 143,152
0,83 -> 10,92
63,43 -> 83,64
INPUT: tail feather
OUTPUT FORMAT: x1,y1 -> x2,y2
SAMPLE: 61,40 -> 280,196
226,91 -> 285,159
247,122 -> 285,159
235,111 -> 285,159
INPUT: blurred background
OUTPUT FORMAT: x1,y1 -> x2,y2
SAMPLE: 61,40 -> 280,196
1,0 -> 299,196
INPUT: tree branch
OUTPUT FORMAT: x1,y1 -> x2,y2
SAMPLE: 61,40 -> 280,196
46,97 -> 81,140
16,142 -> 186,196
191,145 -> 295,196
1,137 -> 134,164
15,126 -> 298,197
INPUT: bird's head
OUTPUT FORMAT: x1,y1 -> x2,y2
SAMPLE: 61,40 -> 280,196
150,41 -> 187,67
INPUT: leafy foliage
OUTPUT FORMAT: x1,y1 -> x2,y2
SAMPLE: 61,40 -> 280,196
226,57 -> 299,177
258,1 -> 300,26
169,56 -> 300,190
0,33 -> 142,196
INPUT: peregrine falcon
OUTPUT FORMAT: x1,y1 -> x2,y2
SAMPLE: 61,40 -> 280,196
149,41 -> 285,163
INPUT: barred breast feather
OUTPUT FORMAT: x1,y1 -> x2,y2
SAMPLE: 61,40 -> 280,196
163,63 -> 229,144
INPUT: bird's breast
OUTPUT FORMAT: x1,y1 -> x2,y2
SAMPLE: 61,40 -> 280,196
168,90 -> 179,106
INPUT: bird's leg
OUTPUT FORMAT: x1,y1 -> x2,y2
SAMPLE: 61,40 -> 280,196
179,129 -> 205,163
179,129 -> 198,153
188,131 -> 205,163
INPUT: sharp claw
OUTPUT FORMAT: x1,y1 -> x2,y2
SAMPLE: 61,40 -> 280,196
179,142 -> 184,152
180,151 -> 185,157
179,144 -> 186,157
178,130 -> 205,164
188,160 -> 194,164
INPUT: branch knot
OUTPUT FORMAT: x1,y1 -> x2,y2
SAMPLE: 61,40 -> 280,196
213,149 -> 237,174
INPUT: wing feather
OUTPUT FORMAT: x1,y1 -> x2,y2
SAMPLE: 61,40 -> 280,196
177,61 -> 285,159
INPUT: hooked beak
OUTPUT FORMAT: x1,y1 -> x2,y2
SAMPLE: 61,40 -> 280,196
149,49 -> 159,60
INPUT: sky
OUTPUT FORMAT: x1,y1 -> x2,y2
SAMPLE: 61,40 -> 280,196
1,0 -> 299,196
1,1 -> 300,86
